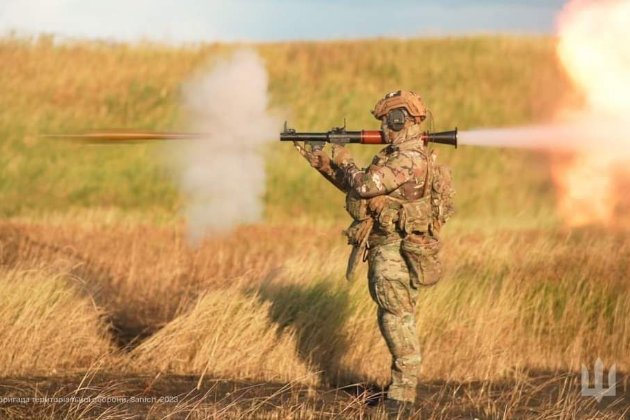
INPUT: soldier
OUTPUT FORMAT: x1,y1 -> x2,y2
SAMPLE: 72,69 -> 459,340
294,90 -> 454,415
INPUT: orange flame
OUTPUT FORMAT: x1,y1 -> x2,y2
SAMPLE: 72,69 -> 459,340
553,0 -> 630,227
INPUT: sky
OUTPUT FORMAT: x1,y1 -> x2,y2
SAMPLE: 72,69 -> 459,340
0,0 -> 566,43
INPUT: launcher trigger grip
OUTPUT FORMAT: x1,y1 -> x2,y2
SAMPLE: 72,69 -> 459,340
306,140 -> 325,152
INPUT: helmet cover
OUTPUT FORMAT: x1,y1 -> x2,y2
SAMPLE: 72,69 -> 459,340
372,90 -> 427,123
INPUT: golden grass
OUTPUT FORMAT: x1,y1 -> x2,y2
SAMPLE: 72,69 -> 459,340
129,287 -> 315,384
0,217 -> 628,417
1,219 -> 627,382
0,267 -> 113,376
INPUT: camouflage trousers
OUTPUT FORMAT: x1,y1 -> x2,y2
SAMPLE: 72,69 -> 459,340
367,239 -> 421,403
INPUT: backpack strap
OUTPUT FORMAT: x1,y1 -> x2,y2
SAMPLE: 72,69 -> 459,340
421,149 -> 433,198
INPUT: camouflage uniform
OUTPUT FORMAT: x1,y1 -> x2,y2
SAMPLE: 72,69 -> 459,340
340,136 -> 430,403
296,91 -> 451,404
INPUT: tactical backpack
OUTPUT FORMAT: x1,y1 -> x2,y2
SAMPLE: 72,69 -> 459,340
399,150 -> 454,287
427,151 -> 455,233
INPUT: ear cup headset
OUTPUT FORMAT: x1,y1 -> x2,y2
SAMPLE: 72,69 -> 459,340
385,108 -> 408,131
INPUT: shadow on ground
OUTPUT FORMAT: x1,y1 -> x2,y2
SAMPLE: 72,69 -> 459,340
0,223 -> 158,350
252,269 -> 365,388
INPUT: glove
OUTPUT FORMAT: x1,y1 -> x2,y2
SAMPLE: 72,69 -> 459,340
307,149 -> 332,171
293,141 -> 332,172
331,144 -> 353,167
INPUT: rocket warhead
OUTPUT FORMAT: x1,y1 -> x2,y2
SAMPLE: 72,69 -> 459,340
41,130 -> 204,143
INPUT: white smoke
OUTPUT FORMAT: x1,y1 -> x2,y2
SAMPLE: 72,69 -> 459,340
459,115 -> 629,154
175,50 -> 278,243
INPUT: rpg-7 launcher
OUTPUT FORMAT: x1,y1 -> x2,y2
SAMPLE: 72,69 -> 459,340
280,121 -> 457,150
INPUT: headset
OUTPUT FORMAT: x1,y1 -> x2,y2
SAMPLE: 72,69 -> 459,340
385,108 -> 408,132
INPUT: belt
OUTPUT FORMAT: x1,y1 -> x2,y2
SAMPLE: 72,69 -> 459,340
367,231 -> 404,248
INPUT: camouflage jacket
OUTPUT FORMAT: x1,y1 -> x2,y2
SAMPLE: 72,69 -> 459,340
319,138 -> 432,239
339,140 -> 429,201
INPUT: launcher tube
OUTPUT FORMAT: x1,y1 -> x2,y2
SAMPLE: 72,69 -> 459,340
280,125 -> 457,148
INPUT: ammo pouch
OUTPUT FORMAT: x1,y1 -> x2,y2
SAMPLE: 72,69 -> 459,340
343,218 -> 374,282
343,218 -> 373,246
345,193 -> 369,221
367,195 -> 401,234
376,202 -> 399,232
401,234 -> 443,287
398,196 -> 432,235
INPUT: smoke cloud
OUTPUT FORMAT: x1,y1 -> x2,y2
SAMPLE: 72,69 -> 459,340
173,50 -> 278,243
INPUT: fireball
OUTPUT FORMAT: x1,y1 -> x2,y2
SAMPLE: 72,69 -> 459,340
553,0 -> 630,227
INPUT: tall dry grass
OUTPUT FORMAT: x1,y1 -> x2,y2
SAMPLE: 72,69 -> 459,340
128,286 -> 315,385
1,218 -> 627,388
0,268 -> 113,376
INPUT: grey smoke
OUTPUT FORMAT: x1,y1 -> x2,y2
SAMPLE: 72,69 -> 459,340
174,50 -> 278,243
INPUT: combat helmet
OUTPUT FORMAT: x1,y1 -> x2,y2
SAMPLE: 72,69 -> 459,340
372,90 -> 427,124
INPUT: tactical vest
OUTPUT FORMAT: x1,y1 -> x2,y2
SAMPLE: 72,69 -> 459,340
344,146 -> 454,245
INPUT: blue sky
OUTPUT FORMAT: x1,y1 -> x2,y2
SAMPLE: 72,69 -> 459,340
0,0 -> 566,43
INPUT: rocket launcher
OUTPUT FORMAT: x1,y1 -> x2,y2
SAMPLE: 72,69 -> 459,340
280,121 -> 458,150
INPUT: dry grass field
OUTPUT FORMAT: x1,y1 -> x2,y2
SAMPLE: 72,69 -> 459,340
0,36 -> 628,418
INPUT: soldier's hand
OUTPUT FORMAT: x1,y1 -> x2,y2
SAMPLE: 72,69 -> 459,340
293,141 -> 332,171
307,149 -> 332,171
292,141 -> 309,158
331,144 -> 352,167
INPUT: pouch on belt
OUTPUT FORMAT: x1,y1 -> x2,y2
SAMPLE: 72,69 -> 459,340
343,218 -> 374,282
401,234 -> 443,287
